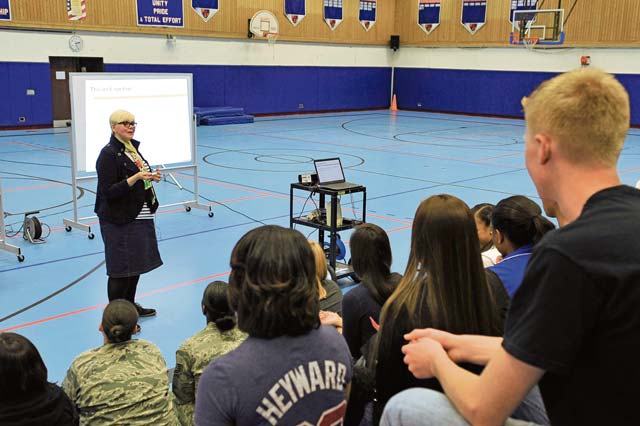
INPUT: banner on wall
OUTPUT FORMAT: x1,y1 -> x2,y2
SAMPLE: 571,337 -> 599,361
192,0 -> 218,22
285,0 -> 306,27
324,0 -> 343,31
359,0 -> 376,31
67,0 -> 86,21
418,0 -> 440,35
509,0 -> 537,27
137,0 -> 184,27
461,1 -> 487,34
0,0 -> 10,21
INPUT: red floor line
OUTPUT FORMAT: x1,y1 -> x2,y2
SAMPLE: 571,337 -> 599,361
0,270 -> 231,333
386,224 -> 413,234
3,183 -> 65,192
9,141 -> 70,155
472,152 -> 521,163
620,166 -> 640,174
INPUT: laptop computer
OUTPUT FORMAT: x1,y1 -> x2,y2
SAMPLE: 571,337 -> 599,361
313,158 -> 361,191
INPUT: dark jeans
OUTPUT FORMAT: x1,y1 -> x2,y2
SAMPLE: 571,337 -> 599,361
107,275 -> 140,303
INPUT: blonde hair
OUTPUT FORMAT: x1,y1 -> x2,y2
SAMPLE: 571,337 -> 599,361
109,110 -> 135,128
522,68 -> 629,167
308,240 -> 327,300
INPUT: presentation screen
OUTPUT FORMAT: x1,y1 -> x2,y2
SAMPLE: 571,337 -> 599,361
70,73 -> 194,173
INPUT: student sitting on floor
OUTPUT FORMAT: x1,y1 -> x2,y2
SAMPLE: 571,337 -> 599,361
372,194 -> 510,425
309,239 -> 343,316
62,300 -> 176,426
471,203 -> 501,267
489,195 -> 555,297
195,225 -> 352,426
172,281 -> 246,426
0,333 -> 78,426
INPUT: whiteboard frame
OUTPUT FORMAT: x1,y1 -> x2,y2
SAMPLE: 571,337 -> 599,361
64,73 -> 212,237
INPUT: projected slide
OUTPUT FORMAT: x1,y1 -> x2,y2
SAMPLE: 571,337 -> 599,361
70,73 -> 194,173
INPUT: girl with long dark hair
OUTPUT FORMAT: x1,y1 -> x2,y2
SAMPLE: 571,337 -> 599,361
373,195 -> 507,424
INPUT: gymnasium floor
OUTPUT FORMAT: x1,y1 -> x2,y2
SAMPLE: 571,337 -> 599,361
1,110 -> 639,382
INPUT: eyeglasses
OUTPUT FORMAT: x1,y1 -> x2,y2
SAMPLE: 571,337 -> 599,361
117,121 -> 137,127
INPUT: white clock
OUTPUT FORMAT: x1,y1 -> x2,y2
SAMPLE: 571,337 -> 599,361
69,35 -> 83,52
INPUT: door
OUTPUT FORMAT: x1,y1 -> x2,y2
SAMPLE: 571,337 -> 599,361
49,57 -> 104,127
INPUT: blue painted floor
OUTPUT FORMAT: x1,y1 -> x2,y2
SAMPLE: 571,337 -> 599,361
1,110 -> 639,382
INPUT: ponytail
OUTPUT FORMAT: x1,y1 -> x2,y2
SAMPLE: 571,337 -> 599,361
492,195 -> 555,248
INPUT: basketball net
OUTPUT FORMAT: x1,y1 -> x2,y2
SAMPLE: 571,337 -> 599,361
266,32 -> 278,47
265,32 -> 278,60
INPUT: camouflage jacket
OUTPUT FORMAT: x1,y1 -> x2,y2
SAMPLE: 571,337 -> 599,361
62,339 -> 177,426
172,323 -> 246,425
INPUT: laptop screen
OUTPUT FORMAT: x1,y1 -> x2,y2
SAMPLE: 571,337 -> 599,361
314,158 -> 345,184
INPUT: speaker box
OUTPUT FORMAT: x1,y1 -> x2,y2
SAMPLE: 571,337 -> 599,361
390,35 -> 400,51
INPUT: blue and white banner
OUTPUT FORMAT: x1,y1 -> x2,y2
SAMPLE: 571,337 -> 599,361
324,0 -> 343,31
192,0 -> 218,23
137,0 -> 184,27
359,0 -> 376,31
418,0 -> 440,35
510,0 -> 537,27
285,0 -> 305,27
461,1 -> 486,34
0,0 -> 11,21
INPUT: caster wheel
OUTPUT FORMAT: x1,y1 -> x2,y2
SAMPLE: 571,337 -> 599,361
208,211 -> 214,218
17,254 -> 25,262
88,233 -> 95,240
186,206 -> 192,212
65,225 -> 72,232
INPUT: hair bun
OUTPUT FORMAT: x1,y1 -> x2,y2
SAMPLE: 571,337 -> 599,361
214,315 -> 236,332
110,325 -> 124,337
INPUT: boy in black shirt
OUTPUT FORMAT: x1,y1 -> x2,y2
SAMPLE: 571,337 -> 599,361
382,68 -> 639,426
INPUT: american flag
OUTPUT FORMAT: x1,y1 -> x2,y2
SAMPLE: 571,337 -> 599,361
67,0 -> 86,21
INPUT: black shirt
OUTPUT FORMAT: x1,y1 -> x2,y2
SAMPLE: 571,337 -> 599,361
342,273 -> 402,359
374,270 -> 508,425
503,185 -> 640,426
0,384 -> 78,426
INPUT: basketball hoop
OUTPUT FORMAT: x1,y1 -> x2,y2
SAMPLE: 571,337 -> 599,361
265,32 -> 278,47
510,32 -> 539,50
523,37 -> 539,50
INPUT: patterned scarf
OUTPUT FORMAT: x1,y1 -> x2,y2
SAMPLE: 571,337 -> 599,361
115,136 -> 156,204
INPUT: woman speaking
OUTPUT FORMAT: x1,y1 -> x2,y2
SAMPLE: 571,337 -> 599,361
94,110 -> 162,318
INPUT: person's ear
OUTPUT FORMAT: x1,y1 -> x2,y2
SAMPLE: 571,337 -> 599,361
98,322 -> 104,332
537,133 -> 552,165
493,228 -> 504,245
202,304 -> 206,316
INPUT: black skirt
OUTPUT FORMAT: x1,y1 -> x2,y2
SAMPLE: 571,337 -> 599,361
99,218 -> 163,278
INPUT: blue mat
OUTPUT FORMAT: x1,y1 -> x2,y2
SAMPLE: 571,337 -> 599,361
200,114 -> 255,125
194,106 -> 245,118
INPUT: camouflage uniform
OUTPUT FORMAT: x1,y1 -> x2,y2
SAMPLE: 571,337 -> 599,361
172,323 -> 246,425
62,339 -> 177,426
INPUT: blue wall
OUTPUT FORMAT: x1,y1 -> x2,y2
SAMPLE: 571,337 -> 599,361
2,62 -> 640,127
394,68 -> 640,126
0,62 -> 52,127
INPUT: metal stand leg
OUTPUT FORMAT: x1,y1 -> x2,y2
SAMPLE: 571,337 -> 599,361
0,178 -> 24,262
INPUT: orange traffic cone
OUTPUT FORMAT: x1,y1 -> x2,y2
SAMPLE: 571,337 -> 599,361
390,94 -> 398,111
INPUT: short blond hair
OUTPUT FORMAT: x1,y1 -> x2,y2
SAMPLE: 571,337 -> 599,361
308,240 -> 327,300
522,68 -> 629,166
109,110 -> 135,128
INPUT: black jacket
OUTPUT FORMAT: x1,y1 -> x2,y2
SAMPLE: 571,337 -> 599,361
94,135 -> 159,224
